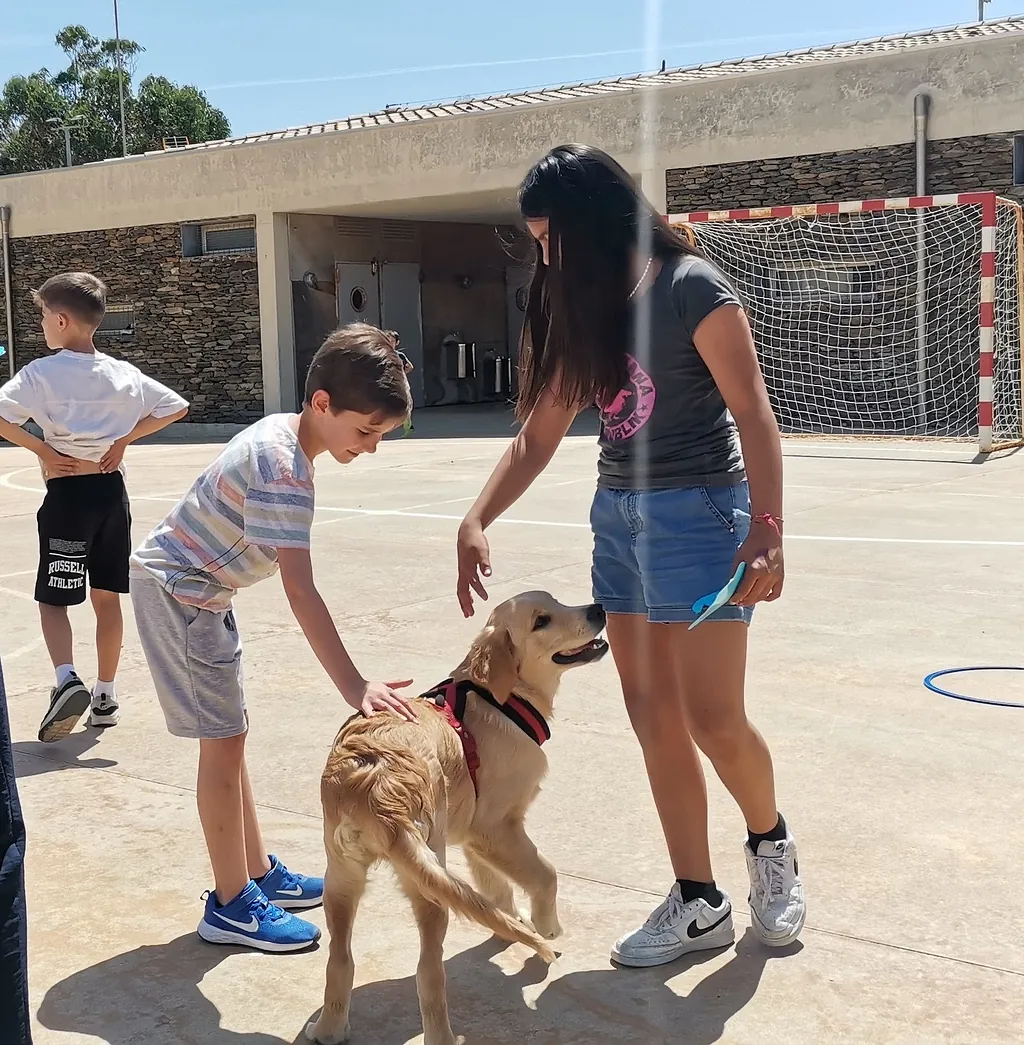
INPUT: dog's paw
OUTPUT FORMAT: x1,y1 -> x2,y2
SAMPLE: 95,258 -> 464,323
305,1017 -> 350,1044
423,1035 -> 463,1045
530,911 -> 563,940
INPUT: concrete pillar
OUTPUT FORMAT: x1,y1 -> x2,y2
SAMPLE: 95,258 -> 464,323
255,211 -> 296,413
640,167 -> 668,217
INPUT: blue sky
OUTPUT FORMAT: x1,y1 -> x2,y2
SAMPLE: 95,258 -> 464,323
2,1 -> 1021,138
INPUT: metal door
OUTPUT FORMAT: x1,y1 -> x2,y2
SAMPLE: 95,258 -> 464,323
336,262 -> 380,329
380,262 -> 425,408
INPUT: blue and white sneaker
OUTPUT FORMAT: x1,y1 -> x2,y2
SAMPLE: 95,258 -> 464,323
256,853 -> 324,910
197,881 -> 321,952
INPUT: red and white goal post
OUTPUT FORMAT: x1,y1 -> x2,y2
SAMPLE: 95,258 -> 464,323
668,192 -> 1024,453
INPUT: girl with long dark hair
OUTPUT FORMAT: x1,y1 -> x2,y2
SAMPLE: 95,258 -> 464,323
456,145 -> 805,966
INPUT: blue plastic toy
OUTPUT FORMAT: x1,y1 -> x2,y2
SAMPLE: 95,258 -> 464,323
689,562 -> 746,630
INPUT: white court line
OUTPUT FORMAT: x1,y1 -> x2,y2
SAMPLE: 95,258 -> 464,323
4,636 -> 44,660
0,569 -> 35,580
6,467 -> 1019,547
312,477 -> 590,528
2,465 -> 1005,506
311,507 -> 1024,547
781,442 -> 982,457
0,468 -> 179,502
395,476 -> 587,513
0,584 -> 34,602
786,484 -> 1014,500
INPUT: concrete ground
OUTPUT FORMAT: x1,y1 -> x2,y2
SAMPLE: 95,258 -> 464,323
2,407 -> 1023,1044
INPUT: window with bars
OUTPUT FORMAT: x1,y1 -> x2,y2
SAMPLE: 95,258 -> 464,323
181,220 -> 256,257
202,223 -> 256,254
96,303 -> 135,337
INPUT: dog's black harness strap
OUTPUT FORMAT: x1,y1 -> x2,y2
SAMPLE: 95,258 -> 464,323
455,681 -> 551,746
420,677 -> 551,796
423,678 -> 481,793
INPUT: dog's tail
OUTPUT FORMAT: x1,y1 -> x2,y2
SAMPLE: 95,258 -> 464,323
323,734 -> 555,963
389,828 -> 555,962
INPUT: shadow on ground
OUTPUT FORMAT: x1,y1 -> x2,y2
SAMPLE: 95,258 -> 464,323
38,925 -> 794,1044
14,728 -> 116,777
37,933 -> 308,1045
306,930 -> 794,1045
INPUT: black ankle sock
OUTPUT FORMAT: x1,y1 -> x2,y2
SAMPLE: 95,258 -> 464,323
676,878 -> 724,907
748,812 -> 787,853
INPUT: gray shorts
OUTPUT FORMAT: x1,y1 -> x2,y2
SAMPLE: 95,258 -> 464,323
129,575 -> 246,739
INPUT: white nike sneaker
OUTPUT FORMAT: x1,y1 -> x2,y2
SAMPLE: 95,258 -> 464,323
746,832 -> 806,947
90,691 -> 120,728
611,883 -> 734,968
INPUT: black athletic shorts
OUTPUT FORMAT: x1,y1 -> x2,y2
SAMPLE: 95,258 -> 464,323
35,472 -> 132,606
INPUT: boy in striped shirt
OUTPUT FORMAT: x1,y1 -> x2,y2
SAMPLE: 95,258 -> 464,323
130,323 -> 418,952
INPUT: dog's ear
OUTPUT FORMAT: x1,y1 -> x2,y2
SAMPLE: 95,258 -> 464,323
467,625 -> 519,703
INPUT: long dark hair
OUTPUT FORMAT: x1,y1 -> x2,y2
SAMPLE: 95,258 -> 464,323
515,144 -> 699,421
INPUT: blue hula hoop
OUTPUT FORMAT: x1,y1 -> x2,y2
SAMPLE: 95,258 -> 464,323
923,666 -> 1024,709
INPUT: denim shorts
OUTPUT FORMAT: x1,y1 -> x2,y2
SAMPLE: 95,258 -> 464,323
590,481 -> 754,625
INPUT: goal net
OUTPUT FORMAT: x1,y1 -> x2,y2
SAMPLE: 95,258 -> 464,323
668,192 -> 1024,452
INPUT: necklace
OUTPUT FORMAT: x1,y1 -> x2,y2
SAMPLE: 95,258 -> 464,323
628,256 -> 654,300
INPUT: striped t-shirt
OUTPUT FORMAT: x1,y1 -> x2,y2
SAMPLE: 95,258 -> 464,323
131,414 -> 315,609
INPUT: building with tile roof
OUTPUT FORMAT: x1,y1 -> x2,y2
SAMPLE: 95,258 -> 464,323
2,17 -> 1023,422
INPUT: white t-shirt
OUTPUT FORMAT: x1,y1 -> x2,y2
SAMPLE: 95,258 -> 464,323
0,350 -> 188,462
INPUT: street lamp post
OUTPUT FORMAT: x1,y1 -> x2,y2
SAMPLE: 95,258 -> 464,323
113,0 -> 128,157
979,0 -> 990,20
46,115 -> 85,167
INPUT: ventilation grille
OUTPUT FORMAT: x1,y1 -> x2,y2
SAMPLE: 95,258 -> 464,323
381,220 -> 418,243
334,216 -> 375,237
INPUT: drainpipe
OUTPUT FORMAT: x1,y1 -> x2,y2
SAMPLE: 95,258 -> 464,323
1,205 -> 13,380
914,93 -> 930,429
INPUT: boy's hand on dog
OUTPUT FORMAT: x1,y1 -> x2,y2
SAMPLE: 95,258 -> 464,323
456,519 -> 491,617
352,679 -> 419,721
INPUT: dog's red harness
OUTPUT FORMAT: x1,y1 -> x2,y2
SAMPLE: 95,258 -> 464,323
422,678 -> 551,794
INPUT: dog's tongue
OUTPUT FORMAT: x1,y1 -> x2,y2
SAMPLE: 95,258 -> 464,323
561,640 -> 598,656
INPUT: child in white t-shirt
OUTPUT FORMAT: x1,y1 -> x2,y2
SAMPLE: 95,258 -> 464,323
0,272 -> 188,742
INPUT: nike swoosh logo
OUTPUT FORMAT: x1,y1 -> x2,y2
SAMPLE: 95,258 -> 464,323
687,908 -> 732,939
215,913 -> 259,932
276,885 -> 303,897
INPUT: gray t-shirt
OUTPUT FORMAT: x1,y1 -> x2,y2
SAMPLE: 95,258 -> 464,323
596,254 -> 746,489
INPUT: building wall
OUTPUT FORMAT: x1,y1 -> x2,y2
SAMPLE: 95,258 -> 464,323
0,221 -> 262,424
3,32 -> 1024,237
666,132 -> 1024,212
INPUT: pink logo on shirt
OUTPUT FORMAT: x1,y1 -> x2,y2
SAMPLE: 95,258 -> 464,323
599,354 -> 656,441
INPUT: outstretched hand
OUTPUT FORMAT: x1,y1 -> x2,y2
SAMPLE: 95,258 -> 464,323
456,519 -> 491,618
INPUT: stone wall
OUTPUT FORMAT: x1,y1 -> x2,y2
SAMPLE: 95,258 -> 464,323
666,133 -> 1024,213
0,221 -> 262,424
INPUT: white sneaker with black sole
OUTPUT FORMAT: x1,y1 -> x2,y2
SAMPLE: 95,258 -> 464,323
38,675 -> 93,743
611,883 -> 734,968
90,692 -> 120,728
746,832 -> 806,947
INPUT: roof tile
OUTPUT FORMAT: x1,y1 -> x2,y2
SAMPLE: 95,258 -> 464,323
158,17 -> 1024,155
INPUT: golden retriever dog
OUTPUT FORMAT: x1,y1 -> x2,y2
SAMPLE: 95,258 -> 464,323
306,591 -> 608,1045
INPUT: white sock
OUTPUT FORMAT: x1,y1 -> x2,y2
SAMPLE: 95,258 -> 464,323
56,664 -> 77,688
94,680 -> 116,700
